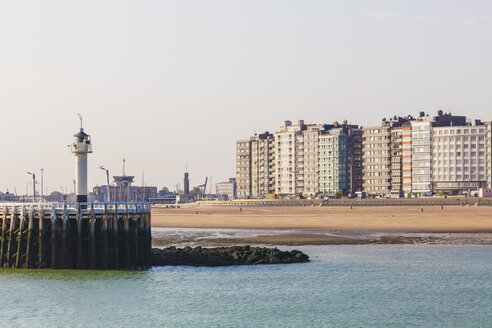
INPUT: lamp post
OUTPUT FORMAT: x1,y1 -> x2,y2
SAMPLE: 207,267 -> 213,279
27,172 -> 36,202
40,168 -> 44,201
100,166 -> 111,203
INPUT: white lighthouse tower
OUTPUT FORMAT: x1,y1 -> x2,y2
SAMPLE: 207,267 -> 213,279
70,115 -> 92,203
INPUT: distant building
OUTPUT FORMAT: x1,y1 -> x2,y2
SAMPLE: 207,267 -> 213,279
432,123 -> 488,194
93,185 -> 157,202
215,178 -> 237,200
236,138 -> 251,198
0,192 -> 16,202
319,122 -> 362,196
487,122 -> 492,189
236,111 -> 492,198
250,132 -> 275,198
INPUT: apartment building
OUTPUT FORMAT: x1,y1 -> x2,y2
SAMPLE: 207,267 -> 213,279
319,123 -> 362,196
274,120 -> 305,196
301,125 -> 330,196
411,111 -> 468,195
432,124 -> 488,194
402,125 -> 412,194
411,120 -> 433,194
250,132 -> 276,198
363,115 -> 415,197
362,126 -> 391,196
236,139 -> 251,198
237,111 -> 491,199
487,122 -> 492,189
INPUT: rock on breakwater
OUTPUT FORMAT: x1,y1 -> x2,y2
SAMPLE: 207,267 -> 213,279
151,246 -> 309,266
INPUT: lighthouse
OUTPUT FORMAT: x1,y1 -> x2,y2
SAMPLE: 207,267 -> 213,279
70,115 -> 92,203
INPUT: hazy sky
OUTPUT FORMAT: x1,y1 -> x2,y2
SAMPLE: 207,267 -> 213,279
1,0 -> 491,195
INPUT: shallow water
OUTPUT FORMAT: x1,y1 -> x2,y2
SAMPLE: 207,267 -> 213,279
0,243 -> 491,327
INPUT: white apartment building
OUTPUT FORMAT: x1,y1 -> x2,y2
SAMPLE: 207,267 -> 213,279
301,125 -> 327,196
274,120 -> 305,195
432,125 -> 488,194
402,125 -> 412,194
216,178 -> 237,200
411,120 -> 433,194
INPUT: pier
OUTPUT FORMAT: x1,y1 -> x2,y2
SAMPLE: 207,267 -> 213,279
0,202 -> 151,270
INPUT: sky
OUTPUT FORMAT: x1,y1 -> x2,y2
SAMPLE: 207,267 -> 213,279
0,0 -> 491,195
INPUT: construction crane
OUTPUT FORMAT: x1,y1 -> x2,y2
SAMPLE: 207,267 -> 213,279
196,177 -> 208,199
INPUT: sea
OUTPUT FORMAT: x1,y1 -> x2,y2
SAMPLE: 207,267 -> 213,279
0,228 -> 491,327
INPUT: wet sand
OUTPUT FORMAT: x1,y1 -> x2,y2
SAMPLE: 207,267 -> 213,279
151,206 -> 492,245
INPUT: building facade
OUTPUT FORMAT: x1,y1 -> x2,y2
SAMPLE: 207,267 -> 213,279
236,112 -> 492,198
215,178 -> 237,200
362,126 -> 391,196
274,120 -> 305,196
236,139 -> 252,198
93,185 -> 158,202
250,132 -> 275,198
432,124 -> 488,194
319,124 -> 362,196
487,122 -> 492,189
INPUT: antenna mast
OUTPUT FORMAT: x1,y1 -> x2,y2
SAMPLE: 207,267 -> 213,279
78,113 -> 83,129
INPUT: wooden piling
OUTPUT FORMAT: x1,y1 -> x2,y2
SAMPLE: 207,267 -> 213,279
61,204 -> 68,269
15,206 -> 26,268
133,205 -> 140,268
89,204 -> 96,269
25,206 -> 34,268
38,206 -> 44,269
113,205 -> 119,269
102,204 -> 108,269
7,205 -> 16,268
76,206 -> 82,269
0,205 -> 8,267
124,204 -> 130,268
0,202 -> 151,270
50,208 -> 57,269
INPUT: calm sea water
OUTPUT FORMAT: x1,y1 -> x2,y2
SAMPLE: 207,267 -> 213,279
0,243 -> 491,327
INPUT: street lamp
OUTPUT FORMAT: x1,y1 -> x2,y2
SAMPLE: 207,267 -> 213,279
27,172 -> 36,202
40,168 -> 44,201
99,166 -> 111,203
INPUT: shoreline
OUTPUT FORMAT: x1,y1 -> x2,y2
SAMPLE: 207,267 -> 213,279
151,228 -> 492,247
150,206 -> 492,246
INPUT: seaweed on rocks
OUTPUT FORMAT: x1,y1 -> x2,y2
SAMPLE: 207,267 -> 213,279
151,246 -> 309,267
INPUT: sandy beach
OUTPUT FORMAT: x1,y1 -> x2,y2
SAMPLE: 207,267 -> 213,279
152,206 -> 492,232
151,206 -> 492,245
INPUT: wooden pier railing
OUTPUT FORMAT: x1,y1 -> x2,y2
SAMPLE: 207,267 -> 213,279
0,202 -> 151,270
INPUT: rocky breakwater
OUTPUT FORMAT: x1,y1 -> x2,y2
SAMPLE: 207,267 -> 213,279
152,246 -> 309,267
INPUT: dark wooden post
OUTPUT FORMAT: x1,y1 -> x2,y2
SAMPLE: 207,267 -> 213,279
102,204 -> 108,269
61,204 -> 68,269
133,204 -> 140,268
25,206 -> 34,268
38,206 -> 44,268
15,206 -> 26,268
76,205 -> 83,269
50,208 -> 57,269
7,205 -> 16,268
89,204 -> 96,269
113,204 -> 119,269
124,204 -> 130,268
0,205 -> 8,267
